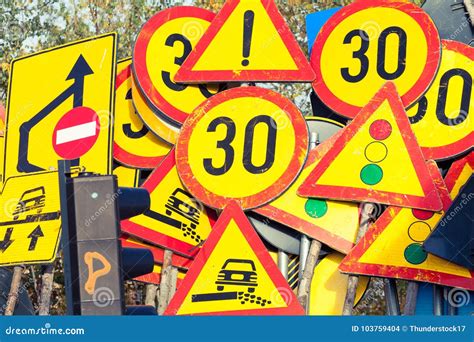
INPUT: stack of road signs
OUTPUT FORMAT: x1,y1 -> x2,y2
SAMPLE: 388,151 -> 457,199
298,0 -> 474,310
171,84 -> 309,314
254,133 -> 361,254
339,161 -> 474,290
114,59 -> 172,169
1,33 -> 117,268
133,7 -> 225,128
3,0 -> 474,317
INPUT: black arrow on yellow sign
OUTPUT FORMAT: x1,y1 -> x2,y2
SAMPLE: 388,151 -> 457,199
28,225 -> 44,251
18,55 -> 94,172
0,228 -> 14,252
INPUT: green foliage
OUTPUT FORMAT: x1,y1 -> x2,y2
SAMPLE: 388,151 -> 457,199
0,0 -> 425,104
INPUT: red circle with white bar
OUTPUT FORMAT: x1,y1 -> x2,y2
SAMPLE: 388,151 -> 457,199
52,106 -> 100,159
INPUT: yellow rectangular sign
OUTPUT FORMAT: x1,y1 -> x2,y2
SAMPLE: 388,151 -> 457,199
3,33 -> 117,182
0,171 -> 61,266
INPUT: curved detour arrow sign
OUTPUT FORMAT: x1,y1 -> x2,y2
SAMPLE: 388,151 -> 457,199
4,33 -> 117,182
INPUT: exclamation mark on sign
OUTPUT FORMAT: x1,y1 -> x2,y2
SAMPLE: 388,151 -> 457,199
242,10 -> 255,67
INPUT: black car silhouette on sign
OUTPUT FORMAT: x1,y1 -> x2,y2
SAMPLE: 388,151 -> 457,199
216,259 -> 258,293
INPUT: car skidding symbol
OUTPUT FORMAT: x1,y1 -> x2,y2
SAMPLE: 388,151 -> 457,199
216,259 -> 258,293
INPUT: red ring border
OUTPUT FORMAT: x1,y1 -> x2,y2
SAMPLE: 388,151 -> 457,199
420,40 -> 474,161
133,6 -> 216,126
113,61 -> 170,168
176,86 -> 309,210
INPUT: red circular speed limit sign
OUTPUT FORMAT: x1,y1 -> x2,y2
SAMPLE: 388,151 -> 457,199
311,0 -> 441,118
407,40 -> 474,160
133,6 -> 223,126
176,87 -> 309,210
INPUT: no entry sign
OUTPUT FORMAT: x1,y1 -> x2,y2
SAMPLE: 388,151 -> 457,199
52,106 -> 99,159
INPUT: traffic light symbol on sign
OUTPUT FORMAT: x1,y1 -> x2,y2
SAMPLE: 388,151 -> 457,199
298,82 -> 442,211
340,161 -> 474,290
359,119 -> 392,186
404,209 -> 436,265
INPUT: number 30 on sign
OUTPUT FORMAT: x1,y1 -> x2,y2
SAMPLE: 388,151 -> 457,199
311,0 -> 441,118
176,87 -> 309,210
